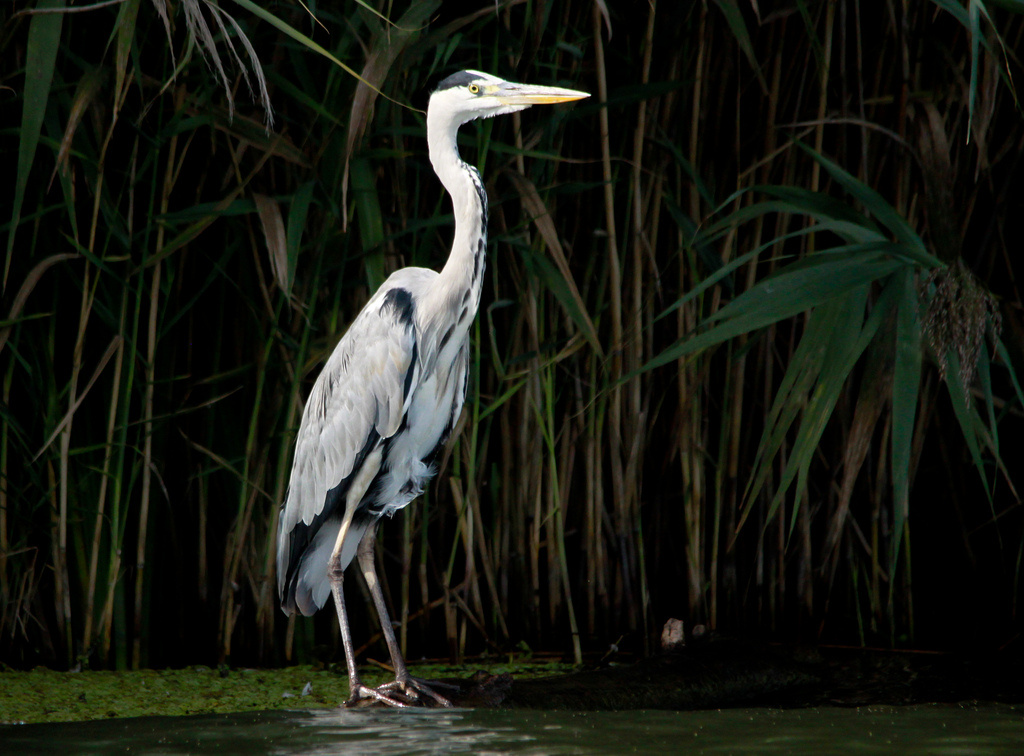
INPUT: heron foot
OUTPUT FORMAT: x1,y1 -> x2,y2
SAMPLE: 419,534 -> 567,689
345,682 -> 413,708
345,677 -> 455,708
376,676 -> 456,708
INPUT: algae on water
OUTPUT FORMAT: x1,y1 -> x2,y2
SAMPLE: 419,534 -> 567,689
0,660 -> 575,724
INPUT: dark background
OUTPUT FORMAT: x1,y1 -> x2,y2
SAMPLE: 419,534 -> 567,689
0,0 -> 1021,671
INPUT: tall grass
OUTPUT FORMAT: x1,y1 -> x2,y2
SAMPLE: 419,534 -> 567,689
1,0 -> 1021,670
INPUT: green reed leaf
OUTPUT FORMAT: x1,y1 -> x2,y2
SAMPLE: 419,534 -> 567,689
6,0 -> 65,289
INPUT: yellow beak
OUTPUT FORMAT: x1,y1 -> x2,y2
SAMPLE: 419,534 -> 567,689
486,82 -> 591,106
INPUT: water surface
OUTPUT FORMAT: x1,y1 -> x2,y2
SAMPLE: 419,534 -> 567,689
2,703 -> 1022,755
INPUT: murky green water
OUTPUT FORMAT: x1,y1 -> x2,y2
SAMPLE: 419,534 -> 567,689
1,703 -> 1022,755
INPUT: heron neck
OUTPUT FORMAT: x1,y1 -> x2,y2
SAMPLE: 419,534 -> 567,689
427,112 -> 487,321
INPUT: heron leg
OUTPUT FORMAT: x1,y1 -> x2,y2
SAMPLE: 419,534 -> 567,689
356,525 -> 453,707
327,552 -> 410,708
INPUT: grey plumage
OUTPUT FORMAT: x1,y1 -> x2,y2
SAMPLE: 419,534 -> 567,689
277,268 -> 468,615
275,69 -> 588,707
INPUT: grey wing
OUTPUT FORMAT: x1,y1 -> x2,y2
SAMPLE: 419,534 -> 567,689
276,283 -> 421,615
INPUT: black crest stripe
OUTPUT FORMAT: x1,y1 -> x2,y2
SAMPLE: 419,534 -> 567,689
435,71 -> 478,92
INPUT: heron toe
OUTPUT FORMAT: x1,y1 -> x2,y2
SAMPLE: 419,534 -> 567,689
345,682 -> 413,709
380,676 -> 455,708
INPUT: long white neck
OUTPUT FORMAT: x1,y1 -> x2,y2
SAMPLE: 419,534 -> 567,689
426,105 -> 487,333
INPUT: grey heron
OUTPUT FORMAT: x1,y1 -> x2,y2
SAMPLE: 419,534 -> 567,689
276,70 -> 589,707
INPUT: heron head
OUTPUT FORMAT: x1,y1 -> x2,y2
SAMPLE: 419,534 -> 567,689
430,70 -> 589,125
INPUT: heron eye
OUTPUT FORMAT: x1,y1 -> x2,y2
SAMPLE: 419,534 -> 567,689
468,84 -> 480,94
